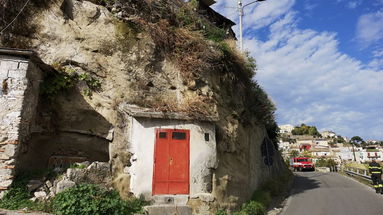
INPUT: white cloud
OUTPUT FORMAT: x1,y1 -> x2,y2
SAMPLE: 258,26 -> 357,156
211,0 -> 238,22
213,0 -> 296,31
356,10 -> 383,44
213,0 -> 383,139
304,2 -> 317,11
368,58 -> 383,70
373,49 -> 383,57
347,0 -> 362,9
243,12 -> 383,140
244,0 -> 295,30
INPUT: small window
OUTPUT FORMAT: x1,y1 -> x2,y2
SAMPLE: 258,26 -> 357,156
159,132 -> 167,139
172,132 -> 186,140
204,133 -> 209,141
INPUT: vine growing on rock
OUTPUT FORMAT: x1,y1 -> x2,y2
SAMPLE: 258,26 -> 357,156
41,63 -> 101,100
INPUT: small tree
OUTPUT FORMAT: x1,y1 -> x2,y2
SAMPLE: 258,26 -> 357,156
315,158 -> 337,168
308,127 -> 321,137
335,135 -> 345,143
291,124 -> 321,137
326,159 -> 337,167
350,136 -> 364,146
301,151 -> 312,158
280,134 -> 296,144
289,150 -> 299,158
316,157 -> 327,167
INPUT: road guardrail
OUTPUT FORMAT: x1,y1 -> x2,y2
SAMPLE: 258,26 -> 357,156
344,167 -> 372,182
316,167 -> 330,172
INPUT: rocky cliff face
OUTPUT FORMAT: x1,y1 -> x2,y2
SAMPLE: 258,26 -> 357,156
0,0 -> 285,213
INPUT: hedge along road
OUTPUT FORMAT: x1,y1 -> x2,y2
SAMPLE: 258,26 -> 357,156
281,172 -> 383,215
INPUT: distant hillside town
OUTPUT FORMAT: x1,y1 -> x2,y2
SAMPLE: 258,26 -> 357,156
278,124 -> 383,164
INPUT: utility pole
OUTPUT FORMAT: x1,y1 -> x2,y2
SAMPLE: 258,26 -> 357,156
238,0 -> 244,52
352,143 -> 357,162
237,0 -> 266,52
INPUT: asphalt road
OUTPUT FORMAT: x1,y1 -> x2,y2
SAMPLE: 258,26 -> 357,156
281,172 -> 383,215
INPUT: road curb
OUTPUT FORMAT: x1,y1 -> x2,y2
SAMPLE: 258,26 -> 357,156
278,191 -> 293,215
274,175 -> 295,215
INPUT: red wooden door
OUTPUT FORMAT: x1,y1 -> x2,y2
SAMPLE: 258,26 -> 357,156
153,129 -> 190,195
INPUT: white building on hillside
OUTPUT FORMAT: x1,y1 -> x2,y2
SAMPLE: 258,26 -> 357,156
311,145 -> 331,157
321,131 -> 336,138
359,145 -> 383,162
311,146 -> 332,163
279,124 -> 295,134
333,146 -> 355,163
296,139 -> 314,145
278,141 -> 291,153
314,139 -> 329,147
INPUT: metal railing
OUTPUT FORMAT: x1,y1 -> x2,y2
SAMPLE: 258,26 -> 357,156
367,156 -> 381,158
344,167 -> 372,182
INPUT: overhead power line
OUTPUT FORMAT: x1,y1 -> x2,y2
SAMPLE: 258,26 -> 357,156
0,0 -> 31,35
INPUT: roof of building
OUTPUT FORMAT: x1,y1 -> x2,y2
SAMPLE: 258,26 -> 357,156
0,47 -> 57,73
321,130 -> 336,134
200,0 -> 216,6
197,0 -> 236,27
119,103 -> 219,122
311,148 -> 330,152
0,47 -> 35,57
366,145 -> 380,148
314,145 -> 330,149
291,135 -> 316,140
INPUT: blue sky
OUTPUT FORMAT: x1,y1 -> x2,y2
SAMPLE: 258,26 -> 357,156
212,0 -> 383,140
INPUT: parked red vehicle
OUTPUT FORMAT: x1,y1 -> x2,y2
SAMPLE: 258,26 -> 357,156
290,157 -> 315,171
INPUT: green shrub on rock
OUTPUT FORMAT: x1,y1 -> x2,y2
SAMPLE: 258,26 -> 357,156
0,185 -> 35,210
215,209 -> 228,215
52,184 -> 145,215
251,190 -> 272,207
234,201 -> 265,215
0,172 -> 50,211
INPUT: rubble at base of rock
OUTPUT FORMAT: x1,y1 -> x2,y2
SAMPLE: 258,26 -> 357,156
25,161 -> 110,202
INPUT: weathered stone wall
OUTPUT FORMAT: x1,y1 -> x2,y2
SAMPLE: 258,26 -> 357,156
0,53 -> 42,193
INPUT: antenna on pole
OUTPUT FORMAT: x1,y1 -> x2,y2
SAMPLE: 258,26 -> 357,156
237,0 -> 267,52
